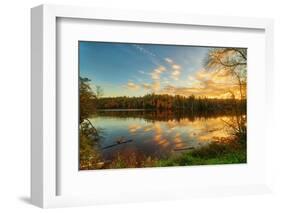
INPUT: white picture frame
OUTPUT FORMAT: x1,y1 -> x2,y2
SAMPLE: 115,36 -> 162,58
31,4 -> 274,208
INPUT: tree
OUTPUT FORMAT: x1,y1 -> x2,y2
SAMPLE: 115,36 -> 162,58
79,77 -> 97,124
188,95 -> 195,113
205,48 -> 247,100
205,48 -> 247,143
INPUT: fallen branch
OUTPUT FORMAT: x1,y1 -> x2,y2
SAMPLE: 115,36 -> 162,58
174,147 -> 195,151
102,139 -> 133,150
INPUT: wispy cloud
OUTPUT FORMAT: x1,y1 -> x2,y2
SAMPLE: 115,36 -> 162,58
121,49 -> 238,98
150,65 -> 166,80
171,70 -> 181,80
132,44 -> 160,66
160,68 -> 239,98
142,81 -> 161,92
124,81 -> 140,90
165,57 -> 173,64
132,44 -> 156,57
164,57 -> 182,80
172,64 -> 181,70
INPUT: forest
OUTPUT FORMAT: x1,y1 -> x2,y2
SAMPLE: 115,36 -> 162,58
96,94 -> 246,112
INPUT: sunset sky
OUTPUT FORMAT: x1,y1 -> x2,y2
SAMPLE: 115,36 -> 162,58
79,41 -> 240,98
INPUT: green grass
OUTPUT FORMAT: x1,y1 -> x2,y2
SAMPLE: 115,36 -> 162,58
100,139 -> 247,169
157,140 -> 246,167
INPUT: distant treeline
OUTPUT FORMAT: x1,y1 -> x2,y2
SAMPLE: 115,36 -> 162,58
97,109 -> 244,123
95,94 -> 246,114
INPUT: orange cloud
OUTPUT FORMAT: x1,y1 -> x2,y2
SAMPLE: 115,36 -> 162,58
124,82 -> 140,90
172,64 -> 181,70
150,66 -> 167,80
160,68 -> 241,99
171,70 -> 181,80
142,81 -> 161,92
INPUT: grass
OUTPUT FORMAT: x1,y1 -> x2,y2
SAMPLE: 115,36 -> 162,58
157,137 -> 246,167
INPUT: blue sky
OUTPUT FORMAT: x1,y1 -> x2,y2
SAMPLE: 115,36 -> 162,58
79,41 -> 214,97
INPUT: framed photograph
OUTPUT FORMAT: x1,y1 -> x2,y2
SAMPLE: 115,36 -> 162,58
31,4 -> 274,208
78,41 -> 248,170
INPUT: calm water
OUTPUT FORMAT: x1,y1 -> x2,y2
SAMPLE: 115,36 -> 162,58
89,110 -> 235,162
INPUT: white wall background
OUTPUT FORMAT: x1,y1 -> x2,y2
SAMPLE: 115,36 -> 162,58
0,0 -> 280,212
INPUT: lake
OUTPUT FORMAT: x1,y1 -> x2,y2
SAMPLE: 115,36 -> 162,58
88,110 -> 237,163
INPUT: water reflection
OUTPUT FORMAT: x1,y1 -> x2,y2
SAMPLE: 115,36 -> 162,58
89,110 -> 236,162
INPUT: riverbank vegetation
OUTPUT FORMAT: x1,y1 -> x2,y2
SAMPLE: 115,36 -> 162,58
157,135 -> 246,167
80,135 -> 246,170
